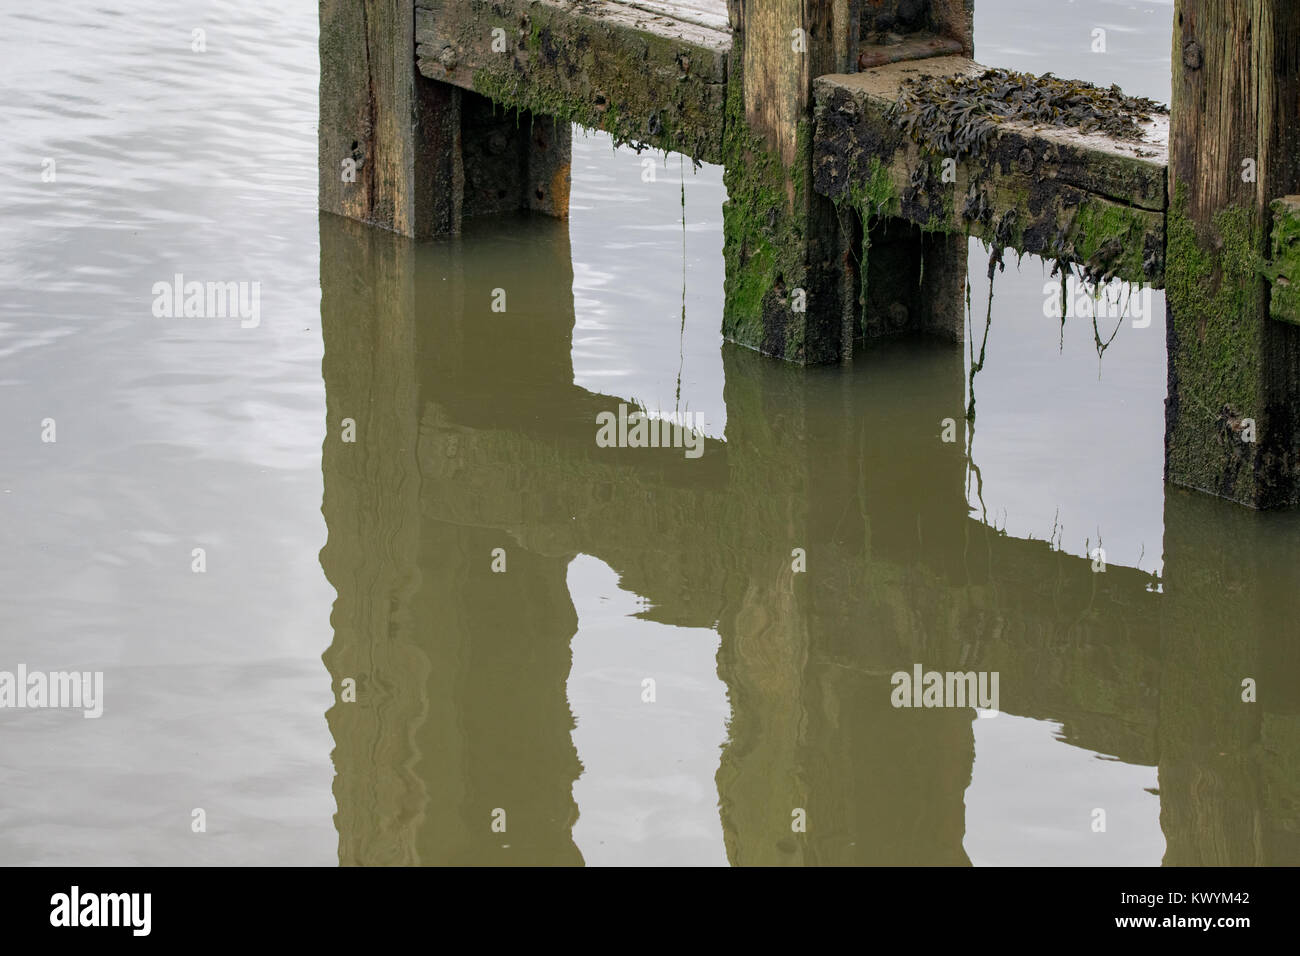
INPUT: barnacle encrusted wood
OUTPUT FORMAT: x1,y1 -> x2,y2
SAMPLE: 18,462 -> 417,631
811,57 -> 1168,285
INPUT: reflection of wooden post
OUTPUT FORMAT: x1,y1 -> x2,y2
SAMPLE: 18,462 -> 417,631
715,555 -> 813,866
1165,0 -> 1300,506
712,353 -> 814,862
319,216 -> 430,864
1158,489 -> 1300,863
319,0 -> 570,237
714,345 -> 974,865
320,215 -> 585,864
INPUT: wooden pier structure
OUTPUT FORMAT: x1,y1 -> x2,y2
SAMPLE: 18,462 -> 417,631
319,0 -> 1300,509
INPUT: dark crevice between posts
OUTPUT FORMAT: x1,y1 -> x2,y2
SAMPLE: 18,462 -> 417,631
857,0 -> 973,68
459,91 -> 572,221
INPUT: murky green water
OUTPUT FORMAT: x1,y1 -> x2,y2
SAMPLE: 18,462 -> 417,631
2,0 -> 1296,865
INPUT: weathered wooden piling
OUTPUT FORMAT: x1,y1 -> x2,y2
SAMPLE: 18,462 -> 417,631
320,0 -> 572,238
718,0 -> 854,362
1165,0 -> 1300,508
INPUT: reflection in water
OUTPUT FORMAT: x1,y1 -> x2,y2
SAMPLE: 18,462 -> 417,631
319,213 -> 1300,866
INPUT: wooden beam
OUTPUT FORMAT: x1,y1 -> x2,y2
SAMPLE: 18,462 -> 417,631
416,0 -> 730,164
1166,0 -> 1300,507
812,59 -> 1168,286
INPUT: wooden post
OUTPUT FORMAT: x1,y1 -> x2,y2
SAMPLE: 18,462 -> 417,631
1166,0 -> 1300,507
320,0 -> 571,238
722,0 -> 860,363
722,1 -> 972,363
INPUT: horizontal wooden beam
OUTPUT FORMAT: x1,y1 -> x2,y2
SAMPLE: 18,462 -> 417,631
812,58 -> 1169,285
415,0 -> 731,164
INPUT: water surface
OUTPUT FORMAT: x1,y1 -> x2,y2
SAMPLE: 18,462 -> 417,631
1,0 -> 1296,866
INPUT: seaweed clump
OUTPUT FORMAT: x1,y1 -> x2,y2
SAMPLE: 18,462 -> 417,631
887,68 -> 1168,160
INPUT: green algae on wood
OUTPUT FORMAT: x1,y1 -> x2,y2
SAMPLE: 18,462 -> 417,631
812,66 -> 1166,286
720,0 -> 856,365
1165,0 -> 1300,508
722,76 -> 836,360
1265,196 -> 1300,327
1163,185 -> 1267,502
415,0 -> 730,165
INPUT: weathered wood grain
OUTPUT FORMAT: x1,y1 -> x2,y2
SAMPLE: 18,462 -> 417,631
320,0 -> 463,237
858,35 -> 964,69
415,0 -> 730,163
610,0 -> 730,32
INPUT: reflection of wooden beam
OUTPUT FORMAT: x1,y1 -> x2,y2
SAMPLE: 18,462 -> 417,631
417,334 -> 1164,752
